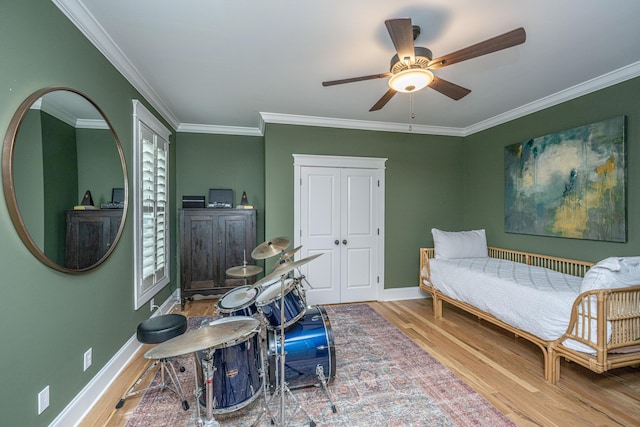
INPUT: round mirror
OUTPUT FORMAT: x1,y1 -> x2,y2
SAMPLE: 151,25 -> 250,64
2,87 -> 128,273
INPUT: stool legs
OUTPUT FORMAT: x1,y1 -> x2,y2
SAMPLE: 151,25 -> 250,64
115,357 -> 189,410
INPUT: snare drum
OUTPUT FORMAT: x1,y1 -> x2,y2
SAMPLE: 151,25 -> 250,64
267,305 -> 336,390
195,316 -> 263,414
256,277 -> 306,329
216,285 -> 260,317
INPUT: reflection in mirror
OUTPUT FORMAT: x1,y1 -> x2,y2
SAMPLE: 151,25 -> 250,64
2,87 -> 128,273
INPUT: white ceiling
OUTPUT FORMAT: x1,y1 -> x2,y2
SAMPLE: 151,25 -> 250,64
55,0 -> 640,136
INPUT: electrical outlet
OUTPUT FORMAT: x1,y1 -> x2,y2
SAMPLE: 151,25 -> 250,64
38,386 -> 49,415
83,348 -> 92,371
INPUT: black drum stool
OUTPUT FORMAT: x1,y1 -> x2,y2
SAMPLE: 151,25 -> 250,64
115,314 -> 190,410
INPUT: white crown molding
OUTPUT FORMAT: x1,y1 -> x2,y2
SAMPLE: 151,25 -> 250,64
464,61 -> 640,136
177,123 -> 263,137
32,97 -> 109,129
53,0 -> 180,129
259,112 -> 465,136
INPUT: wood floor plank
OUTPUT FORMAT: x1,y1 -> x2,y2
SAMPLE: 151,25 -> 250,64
80,298 -> 639,427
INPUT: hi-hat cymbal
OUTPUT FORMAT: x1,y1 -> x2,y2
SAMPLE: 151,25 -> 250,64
145,318 -> 260,359
251,236 -> 290,260
254,253 -> 323,288
226,264 -> 263,278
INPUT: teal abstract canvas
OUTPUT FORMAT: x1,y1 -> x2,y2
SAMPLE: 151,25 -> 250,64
505,116 -> 626,242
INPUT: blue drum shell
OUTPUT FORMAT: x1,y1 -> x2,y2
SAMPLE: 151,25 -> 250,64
268,305 -> 335,390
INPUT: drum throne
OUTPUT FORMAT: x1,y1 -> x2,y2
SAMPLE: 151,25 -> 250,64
115,313 -> 190,410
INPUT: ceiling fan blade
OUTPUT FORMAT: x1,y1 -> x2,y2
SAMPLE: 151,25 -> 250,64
428,76 -> 471,100
385,18 -> 415,65
322,72 -> 392,87
428,27 -> 526,70
369,88 -> 397,111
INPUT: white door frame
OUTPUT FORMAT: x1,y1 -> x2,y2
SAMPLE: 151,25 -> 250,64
293,154 -> 386,302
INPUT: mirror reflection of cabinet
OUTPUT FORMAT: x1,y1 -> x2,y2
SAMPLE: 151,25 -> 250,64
179,209 -> 257,309
2,87 -> 128,273
65,209 -> 123,269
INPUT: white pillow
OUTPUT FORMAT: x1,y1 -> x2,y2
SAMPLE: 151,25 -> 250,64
580,256 -> 640,293
432,228 -> 488,259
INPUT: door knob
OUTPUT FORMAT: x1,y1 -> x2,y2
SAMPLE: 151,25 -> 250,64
334,240 -> 339,245
342,239 -> 347,245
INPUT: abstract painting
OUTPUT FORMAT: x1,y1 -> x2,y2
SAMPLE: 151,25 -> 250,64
505,116 -> 626,242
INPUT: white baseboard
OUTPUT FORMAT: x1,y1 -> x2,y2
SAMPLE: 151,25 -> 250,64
380,285 -> 430,301
51,290 -> 179,427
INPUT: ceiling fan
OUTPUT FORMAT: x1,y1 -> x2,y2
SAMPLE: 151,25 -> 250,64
322,18 -> 526,111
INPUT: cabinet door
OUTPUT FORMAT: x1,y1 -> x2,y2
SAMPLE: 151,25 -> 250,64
218,212 -> 257,286
65,213 -> 111,269
181,212 -> 217,290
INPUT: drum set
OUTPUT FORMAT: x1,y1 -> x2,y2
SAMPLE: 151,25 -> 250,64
145,236 -> 336,427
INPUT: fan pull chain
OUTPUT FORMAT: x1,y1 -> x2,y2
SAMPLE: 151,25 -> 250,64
410,92 -> 415,119
408,93 -> 415,131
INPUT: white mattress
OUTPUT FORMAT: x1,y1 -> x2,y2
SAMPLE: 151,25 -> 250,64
426,257 -> 591,352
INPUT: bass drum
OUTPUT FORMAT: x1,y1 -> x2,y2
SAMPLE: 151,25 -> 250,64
267,305 -> 335,390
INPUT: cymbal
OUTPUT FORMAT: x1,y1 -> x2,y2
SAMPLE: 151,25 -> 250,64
282,245 -> 302,261
251,236 -> 290,259
254,253 -> 323,288
272,245 -> 302,270
145,317 -> 260,359
226,264 -> 263,278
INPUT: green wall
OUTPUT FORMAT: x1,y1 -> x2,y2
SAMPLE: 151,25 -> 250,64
175,132 -> 266,253
263,124 -> 464,288
463,77 -> 640,262
41,112 -> 78,264
0,2 -> 175,426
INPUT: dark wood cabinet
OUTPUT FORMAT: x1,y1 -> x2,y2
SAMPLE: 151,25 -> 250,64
65,209 -> 123,269
180,209 -> 256,308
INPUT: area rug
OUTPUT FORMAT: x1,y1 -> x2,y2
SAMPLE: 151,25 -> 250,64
126,304 -> 514,426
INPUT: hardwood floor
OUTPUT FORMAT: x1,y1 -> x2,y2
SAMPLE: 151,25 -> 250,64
79,298 -> 640,427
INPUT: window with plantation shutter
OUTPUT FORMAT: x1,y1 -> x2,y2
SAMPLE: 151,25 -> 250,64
133,100 -> 171,310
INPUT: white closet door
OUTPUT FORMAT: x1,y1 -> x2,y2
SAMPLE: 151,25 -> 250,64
340,168 -> 378,303
299,166 -> 380,304
299,167 -> 341,304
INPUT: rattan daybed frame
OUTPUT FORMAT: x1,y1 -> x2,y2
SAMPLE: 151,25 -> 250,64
419,247 -> 640,384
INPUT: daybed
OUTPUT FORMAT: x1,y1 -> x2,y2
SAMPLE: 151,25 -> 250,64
419,229 -> 640,384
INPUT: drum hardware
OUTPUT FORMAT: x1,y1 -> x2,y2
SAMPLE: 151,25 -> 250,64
251,236 -> 290,260
254,253 -> 323,288
316,365 -> 337,413
271,245 -> 303,271
251,253 -> 324,427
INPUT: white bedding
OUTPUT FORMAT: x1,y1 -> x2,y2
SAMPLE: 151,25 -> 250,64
426,257 -> 592,352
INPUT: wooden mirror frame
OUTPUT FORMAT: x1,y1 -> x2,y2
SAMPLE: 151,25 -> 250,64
2,87 -> 128,273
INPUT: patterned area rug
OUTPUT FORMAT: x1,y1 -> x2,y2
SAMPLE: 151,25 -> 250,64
126,304 -> 514,426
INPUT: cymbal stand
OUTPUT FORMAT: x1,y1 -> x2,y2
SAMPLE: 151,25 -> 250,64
250,349 -> 275,427
255,274 -> 315,427
188,349 -> 220,427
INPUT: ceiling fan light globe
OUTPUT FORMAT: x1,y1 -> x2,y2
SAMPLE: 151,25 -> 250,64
388,69 -> 434,93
